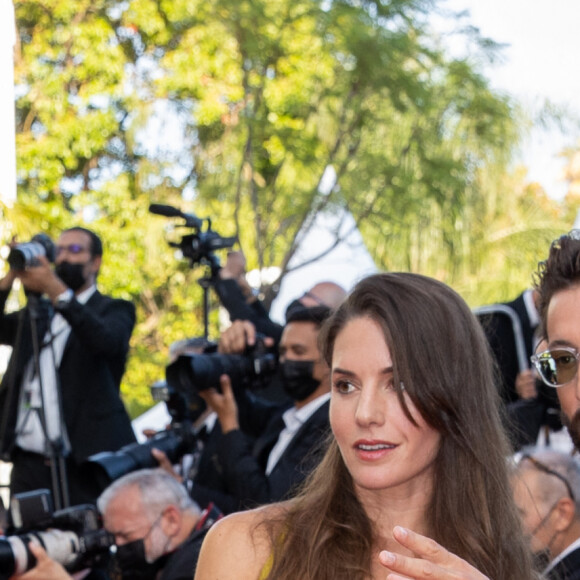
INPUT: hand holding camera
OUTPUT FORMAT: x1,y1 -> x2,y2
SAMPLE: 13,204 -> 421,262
199,374 -> 240,433
2,234 -> 66,301
11,543 -> 72,580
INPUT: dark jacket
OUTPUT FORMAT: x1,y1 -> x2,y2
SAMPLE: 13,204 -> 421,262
0,288 -> 136,463
217,398 -> 330,508
546,546 -> 580,580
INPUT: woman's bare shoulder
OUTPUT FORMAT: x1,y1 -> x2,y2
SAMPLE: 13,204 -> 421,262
194,504 -> 288,580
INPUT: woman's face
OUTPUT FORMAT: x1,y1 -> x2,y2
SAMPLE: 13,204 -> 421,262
330,316 -> 441,495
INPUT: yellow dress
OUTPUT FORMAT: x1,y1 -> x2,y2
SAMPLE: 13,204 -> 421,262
258,553 -> 273,579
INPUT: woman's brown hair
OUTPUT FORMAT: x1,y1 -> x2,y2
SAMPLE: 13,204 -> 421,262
263,272 -> 533,579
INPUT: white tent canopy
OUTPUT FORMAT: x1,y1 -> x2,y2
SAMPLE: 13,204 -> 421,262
269,209 -> 377,323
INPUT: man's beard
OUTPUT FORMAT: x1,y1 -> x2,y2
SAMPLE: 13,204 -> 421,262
562,408 -> 580,451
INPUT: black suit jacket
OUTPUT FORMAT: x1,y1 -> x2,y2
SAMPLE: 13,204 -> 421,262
480,292 -> 535,404
217,398 -> 330,508
477,292 -> 562,449
0,288 -> 136,463
211,278 -> 284,344
547,546 -> 580,580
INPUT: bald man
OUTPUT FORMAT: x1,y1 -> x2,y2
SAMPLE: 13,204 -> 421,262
212,250 -> 346,346
512,449 -> 580,579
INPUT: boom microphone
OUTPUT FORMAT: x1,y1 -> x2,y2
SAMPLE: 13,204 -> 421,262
148,204 -> 182,218
149,203 -> 204,229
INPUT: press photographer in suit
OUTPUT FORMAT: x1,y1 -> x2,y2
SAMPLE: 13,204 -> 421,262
200,305 -> 332,508
0,227 -> 136,507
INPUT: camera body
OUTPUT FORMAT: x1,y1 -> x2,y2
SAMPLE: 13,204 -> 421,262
165,335 -> 278,398
7,234 -> 56,270
171,230 -> 237,272
148,202 -> 236,273
0,489 -> 113,579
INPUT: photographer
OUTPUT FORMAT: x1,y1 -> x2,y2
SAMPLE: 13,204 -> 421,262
212,249 -> 346,346
0,227 -> 136,507
11,468 -> 220,580
200,305 -> 332,508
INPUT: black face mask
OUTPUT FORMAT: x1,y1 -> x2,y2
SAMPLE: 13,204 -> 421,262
279,359 -> 320,401
528,501 -> 559,573
114,538 -> 169,580
531,548 -> 551,573
55,261 -> 87,291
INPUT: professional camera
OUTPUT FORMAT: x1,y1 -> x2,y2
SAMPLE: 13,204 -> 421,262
149,203 -> 237,273
165,335 -> 278,398
0,489 -> 113,579
82,381 -> 201,489
7,233 -> 56,270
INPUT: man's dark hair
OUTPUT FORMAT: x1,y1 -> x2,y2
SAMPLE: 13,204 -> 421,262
63,226 -> 103,258
534,230 -> 580,339
285,305 -> 332,328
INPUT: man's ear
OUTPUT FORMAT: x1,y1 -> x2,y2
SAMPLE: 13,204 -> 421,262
161,505 -> 182,537
90,255 -> 102,276
553,496 -> 576,532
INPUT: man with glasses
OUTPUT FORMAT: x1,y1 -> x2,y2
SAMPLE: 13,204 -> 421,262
0,227 -> 136,507
213,250 -> 346,348
512,448 -> 580,579
533,230 -> 580,453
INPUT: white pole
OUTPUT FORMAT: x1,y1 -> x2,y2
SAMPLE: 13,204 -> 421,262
0,0 -> 16,205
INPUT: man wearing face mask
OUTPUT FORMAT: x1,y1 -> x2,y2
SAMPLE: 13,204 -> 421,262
0,227 -> 136,506
12,468 -> 220,580
511,449 -> 580,579
199,305 -> 332,508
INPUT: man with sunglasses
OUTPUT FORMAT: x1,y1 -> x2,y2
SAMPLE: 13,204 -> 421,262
0,227 -> 136,507
512,448 -> 580,579
533,230 -> 580,453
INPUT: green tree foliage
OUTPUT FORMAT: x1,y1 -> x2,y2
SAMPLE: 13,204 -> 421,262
5,0 -> 570,415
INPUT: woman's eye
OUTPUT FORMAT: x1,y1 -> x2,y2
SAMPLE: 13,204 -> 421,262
385,378 -> 404,393
334,379 -> 355,394
385,378 -> 396,392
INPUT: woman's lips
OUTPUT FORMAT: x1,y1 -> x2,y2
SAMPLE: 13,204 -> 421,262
354,440 -> 397,460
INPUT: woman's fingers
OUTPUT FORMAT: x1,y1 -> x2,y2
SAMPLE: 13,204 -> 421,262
378,527 -> 490,580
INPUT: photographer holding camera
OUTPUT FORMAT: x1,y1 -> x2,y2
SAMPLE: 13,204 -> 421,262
9,468 -> 220,580
213,249 -> 346,347
0,227 -> 136,508
197,305 -> 333,508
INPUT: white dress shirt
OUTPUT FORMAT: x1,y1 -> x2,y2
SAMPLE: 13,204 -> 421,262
15,285 -> 96,455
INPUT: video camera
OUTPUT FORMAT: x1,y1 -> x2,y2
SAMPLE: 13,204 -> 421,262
149,203 -> 237,273
165,334 -> 278,398
0,489 -> 113,579
7,233 -> 55,270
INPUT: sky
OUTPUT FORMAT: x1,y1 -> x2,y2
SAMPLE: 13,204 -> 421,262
441,0 -> 580,201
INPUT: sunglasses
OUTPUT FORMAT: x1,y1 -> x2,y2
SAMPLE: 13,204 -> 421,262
520,453 -> 576,502
55,244 -> 89,256
530,346 -> 580,388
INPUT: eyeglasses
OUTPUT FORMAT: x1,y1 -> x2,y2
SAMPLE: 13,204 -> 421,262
520,454 -> 575,502
530,346 -> 580,388
301,291 -> 327,307
55,244 -> 89,256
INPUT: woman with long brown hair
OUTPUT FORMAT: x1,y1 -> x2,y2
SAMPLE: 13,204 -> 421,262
195,273 -> 534,579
